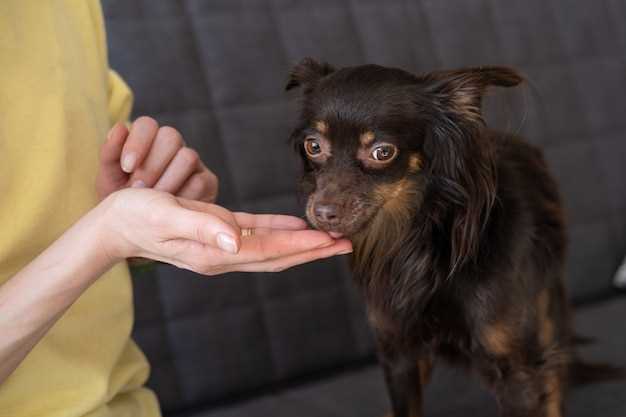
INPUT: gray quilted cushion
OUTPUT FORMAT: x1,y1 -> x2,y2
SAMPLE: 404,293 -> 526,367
178,297 -> 626,417
102,0 -> 626,413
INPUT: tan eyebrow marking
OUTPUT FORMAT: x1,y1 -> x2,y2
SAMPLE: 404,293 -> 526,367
314,120 -> 328,134
359,131 -> 375,147
408,153 -> 422,173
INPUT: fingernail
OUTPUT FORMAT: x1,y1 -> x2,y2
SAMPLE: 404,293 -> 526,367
216,233 -> 238,254
132,180 -> 146,188
121,153 -> 136,173
338,249 -> 353,255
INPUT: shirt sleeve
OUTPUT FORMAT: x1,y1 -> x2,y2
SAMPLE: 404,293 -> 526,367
107,69 -> 134,127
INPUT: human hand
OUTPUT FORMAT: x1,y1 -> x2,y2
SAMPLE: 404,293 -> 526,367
97,188 -> 352,275
96,117 -> 218,202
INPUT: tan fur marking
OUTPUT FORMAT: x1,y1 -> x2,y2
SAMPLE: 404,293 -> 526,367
418,359 -> 433,385
353,177 -> 421,281
545,371 -> 563,417
373,178 -> 413,215
539,290 -> 562,416
360,130 -> 375,147
384,179 -> 408,199
367,308 -> 393,333
482,322 -> 512,355
314,120 -> 328,134
408,153 -> 422,173
537,289 -> 554,347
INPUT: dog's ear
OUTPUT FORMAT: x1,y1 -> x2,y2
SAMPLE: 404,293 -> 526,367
420,66 -> 523,123
418,67 -> 522,276
286,57 -> 335,91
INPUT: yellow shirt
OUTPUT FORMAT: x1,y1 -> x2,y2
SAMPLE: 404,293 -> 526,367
0,1 -> 161,416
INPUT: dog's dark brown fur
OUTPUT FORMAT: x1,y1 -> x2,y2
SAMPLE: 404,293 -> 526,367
286,58 -> 621,417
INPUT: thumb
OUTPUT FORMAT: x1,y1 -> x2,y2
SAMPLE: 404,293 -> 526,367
163,202 -> 242,254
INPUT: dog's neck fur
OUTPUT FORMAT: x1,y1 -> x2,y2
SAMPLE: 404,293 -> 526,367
350,178 -> 423,280
349,178 -> 487,337
351,187 -> 433,304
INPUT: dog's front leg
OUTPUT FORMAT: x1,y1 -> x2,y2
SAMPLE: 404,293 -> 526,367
378,347 -> 431,417
493,367 -> 564,417
479,356 -> 564,417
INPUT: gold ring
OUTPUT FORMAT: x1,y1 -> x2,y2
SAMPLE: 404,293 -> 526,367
241,228 -> 255,237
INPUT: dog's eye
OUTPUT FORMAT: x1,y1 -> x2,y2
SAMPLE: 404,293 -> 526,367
304,137 -> 322,157
371,144 -> 397,162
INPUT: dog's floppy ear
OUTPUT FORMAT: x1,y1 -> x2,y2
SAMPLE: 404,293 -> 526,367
285,57 -> 335,91
420,66 -> 523,123
418,67 -> 522,276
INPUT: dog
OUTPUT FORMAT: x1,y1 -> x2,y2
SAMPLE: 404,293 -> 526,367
286,58 -> 621,417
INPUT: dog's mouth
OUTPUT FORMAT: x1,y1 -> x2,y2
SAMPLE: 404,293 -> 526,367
305,197 -> 381,238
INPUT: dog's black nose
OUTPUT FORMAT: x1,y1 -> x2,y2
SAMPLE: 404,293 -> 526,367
314,203 -> 339,224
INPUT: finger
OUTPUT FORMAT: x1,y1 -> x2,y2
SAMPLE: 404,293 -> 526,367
128,126 -> 184,187
121,116 -> 159,173
163,204 -> 241,254
230,229 -> 337,263
168,229 -> 336,265
163,200 -> 337,262
226,227 -> 296,237
197,161 -> 219,202
160,235 -> 351,275
233,212 -> 308,231
100,122 -> 128,166
99,123 -> 129,182
175,197 -> 239,230
153,147 -> 199,193
97,123 -> 128,193
234,239 -> 353,273
176,171 -> 215,201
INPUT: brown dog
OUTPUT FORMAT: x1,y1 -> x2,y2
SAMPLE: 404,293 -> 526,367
286,58 -> 621,417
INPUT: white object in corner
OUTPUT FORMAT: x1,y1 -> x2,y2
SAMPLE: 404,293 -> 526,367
614,256 -> 626,289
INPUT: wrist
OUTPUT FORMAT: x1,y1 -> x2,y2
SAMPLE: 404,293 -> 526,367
91,192 -> 130,266
72,205 -> 124,276
8,202 -> 121,297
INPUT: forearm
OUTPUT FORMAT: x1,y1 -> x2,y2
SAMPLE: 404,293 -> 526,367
0,204 -> 114,384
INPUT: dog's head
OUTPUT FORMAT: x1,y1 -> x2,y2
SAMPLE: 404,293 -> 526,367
287,58 -> 522,274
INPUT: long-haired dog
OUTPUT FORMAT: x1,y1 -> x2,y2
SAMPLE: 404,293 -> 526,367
286,58 -> 621,417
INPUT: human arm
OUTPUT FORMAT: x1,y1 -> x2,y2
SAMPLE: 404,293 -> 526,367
0,188 -> 351,384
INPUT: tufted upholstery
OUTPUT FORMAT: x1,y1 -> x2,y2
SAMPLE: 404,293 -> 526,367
102,1 -> 626,415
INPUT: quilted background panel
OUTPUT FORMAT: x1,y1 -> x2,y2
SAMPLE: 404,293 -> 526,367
102,0 -> 626,413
